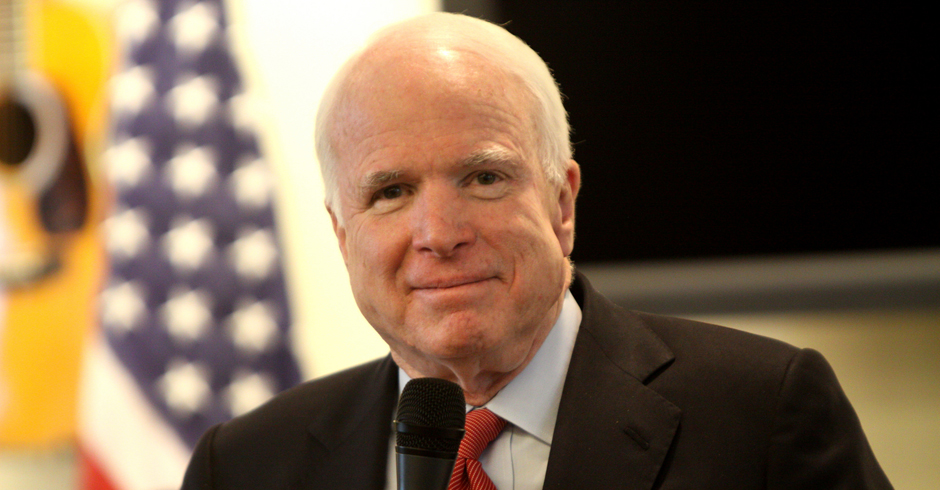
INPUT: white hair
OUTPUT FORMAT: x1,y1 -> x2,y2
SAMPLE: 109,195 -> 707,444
315,12 -> 572,216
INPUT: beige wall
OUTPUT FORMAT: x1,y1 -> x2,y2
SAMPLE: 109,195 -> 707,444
693,308 -> 940,489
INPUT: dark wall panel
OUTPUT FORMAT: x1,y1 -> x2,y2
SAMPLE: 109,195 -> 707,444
448,1 -> 938,264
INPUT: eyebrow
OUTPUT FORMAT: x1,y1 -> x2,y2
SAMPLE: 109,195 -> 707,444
460,147 -> 523,171
358,169 -> 402,195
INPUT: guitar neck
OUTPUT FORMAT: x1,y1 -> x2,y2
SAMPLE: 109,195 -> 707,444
1,0 -> 26,84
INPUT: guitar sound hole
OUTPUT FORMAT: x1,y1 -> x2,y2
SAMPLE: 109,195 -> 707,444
0,97 -> 37,166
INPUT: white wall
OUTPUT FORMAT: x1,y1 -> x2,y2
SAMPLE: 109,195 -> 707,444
230,0 -> 442,378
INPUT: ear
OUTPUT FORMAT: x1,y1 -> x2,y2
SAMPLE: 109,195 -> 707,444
554,159 -> 581,257
327,203 -> 349,263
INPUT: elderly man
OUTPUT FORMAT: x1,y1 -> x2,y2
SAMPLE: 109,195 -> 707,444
182,12 -> 891,490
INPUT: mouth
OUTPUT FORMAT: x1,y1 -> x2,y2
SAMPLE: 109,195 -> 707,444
411,276 -> 495,291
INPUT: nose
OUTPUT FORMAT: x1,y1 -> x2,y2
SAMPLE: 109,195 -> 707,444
411,185 -> 475,258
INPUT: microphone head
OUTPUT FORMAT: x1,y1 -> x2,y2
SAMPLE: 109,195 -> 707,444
395,378 -> 466,453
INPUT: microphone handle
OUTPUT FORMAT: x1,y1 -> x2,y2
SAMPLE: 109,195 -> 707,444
396,450 -> 457,490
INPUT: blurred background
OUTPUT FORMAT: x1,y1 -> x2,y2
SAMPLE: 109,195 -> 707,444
0,0 -> 936,488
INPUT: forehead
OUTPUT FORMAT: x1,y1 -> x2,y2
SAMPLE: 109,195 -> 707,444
329,46 -> 538,177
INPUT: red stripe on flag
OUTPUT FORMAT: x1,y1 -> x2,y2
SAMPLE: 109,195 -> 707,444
79,445 -> 119,490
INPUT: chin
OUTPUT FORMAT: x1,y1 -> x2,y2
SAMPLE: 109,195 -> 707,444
423,336 -> 490,360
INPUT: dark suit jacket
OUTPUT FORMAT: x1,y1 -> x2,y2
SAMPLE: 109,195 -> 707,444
182,273 -> 892,489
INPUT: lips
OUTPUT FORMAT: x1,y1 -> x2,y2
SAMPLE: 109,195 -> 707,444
411,276 -> 493,290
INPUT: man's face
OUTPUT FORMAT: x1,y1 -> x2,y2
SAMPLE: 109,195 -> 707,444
328,48 -> 578,383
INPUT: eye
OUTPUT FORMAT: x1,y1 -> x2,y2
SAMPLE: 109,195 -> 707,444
465,170 -> 509,199
475,172 -> 498,185
378,185 -> 403,200
368,184 -> 410,213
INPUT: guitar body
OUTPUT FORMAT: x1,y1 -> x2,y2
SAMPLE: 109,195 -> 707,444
1,70 -> 73,282
0,0 -> 111,446
0,70 -> 71,205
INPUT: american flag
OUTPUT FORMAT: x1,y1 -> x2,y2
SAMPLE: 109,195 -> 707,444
80,0 -> 301,488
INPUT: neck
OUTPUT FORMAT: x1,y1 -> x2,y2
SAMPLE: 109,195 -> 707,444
392,289 -> 566,406
393,353 -> 533,406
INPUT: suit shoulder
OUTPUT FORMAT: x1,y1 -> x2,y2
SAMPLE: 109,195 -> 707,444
212,356 -> 394,452
183,357 -> 397,487
617,310 -> 809,405
573,272 -> 800,378
635,310 -> 800,367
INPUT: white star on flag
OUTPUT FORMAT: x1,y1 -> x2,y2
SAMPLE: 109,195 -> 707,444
115,0 -> 160,47
230,157 -> 273,209
228,228 -> 278,281
158,359 -> 213,417
111,65 -> 157,114
161,288 -> 213,344
106,137 -> 153,188
165,75 -> 220,128
162,216 -> 215,272
166,145 -> 219,198
224,371 -> 276,417
106,207 -> 152,260
169,2 -> 220,55
228,300 -> 279,355
228,92 -> 265,135
101,281 -> 148,333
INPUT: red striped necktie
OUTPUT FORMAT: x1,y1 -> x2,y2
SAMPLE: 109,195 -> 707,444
448,408 -> 507,490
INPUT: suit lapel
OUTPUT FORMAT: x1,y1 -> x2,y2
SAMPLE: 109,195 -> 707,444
304,356 -> 399,489
544,273 -> 681,490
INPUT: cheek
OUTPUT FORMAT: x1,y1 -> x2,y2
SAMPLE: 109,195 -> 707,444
343,225 -> 409,328
502,200 -> 565,258
498,205 -> 568,291
345,221 -> 408,284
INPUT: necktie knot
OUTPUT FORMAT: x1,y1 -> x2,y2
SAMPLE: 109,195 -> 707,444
449,408 -> 506,490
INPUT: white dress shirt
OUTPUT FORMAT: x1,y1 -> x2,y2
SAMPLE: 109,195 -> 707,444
385,290 -> 582,490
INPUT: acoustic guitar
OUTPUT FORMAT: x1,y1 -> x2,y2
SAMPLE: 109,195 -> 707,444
1,0 -> 89,285
0,0 -> 111,447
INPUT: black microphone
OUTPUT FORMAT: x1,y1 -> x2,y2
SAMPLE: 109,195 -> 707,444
394,378 -> 466,490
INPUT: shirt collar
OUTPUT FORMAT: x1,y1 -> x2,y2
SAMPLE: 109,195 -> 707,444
398,289 -> 582,445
